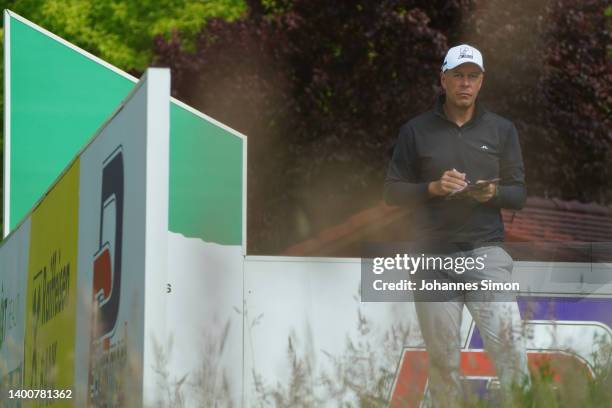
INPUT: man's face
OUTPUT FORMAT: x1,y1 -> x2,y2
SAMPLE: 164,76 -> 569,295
440,63 -> 484,109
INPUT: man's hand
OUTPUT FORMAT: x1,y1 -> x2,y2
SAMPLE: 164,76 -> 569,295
469,181 -> 497,202
428,169 -> 467,197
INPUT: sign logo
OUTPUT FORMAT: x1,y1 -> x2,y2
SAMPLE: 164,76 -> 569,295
391,349 -> 592,407
88,147 -> 128,406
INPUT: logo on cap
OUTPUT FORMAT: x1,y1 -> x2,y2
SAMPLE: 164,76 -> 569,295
459,46 -> 473,60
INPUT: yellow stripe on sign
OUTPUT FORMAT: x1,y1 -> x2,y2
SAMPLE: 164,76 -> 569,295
24,159 -> 80,407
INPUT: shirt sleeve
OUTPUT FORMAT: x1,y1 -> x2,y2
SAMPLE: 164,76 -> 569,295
488,123 -> 526,210
383,124 -> 431,207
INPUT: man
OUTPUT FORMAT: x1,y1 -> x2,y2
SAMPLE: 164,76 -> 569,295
384,44 -> 530,406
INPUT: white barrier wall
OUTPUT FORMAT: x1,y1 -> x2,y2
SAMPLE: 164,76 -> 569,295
243,256 -> 421,406
164,233 -> 244,407
239,256 -> 612,406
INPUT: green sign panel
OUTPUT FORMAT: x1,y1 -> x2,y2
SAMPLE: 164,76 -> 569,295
4,10 -> 245,247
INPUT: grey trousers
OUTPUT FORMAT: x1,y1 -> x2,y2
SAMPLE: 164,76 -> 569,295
414,246 -> 530,407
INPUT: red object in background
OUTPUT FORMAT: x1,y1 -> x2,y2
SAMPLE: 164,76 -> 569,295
390,349 -> 593,407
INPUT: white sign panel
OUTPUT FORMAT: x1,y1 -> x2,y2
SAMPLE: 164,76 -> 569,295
74,68 -> 169,407
0,219 -> 31,397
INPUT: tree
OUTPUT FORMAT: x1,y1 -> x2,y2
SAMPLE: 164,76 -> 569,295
154,0 -> 469,254
155,0 -> 611,255
463,0 -> 612,202
0,0 -> 246,72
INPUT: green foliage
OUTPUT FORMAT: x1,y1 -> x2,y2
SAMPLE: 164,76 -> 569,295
0,0 -> 245,235
607,6 -> 612,56
0,0 -> 246,72
155,0 -> 611,255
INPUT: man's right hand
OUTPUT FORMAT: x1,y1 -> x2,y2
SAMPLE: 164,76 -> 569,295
428,169 -> 467,197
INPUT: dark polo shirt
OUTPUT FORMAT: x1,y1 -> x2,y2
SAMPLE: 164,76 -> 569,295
384,96 -> 526,244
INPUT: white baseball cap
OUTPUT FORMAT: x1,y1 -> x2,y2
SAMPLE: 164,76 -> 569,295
441,44 -> 484,72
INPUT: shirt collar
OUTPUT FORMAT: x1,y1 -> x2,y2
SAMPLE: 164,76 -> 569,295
434,94 -> 487,125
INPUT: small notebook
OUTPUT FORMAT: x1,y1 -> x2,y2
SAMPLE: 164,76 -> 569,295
446,178 -> 501,200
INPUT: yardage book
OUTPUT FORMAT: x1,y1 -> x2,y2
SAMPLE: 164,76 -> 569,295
446,178 -> 501,200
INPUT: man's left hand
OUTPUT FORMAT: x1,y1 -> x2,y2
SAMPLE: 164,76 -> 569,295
469,181 -> 496,202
